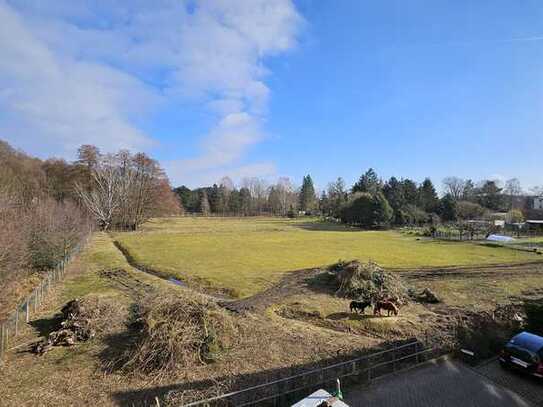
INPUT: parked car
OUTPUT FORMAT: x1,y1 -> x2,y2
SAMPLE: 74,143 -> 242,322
499,331 -> 543,378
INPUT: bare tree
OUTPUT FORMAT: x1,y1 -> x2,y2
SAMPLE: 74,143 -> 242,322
75,158 -> 122,231
442,177 -> 465,201
242,177 -> 269,214
504,178 -> 522,209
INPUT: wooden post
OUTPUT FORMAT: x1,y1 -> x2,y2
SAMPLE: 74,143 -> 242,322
25,301 -> 30,323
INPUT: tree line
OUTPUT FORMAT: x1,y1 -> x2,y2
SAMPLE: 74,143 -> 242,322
174,168 -> 539,228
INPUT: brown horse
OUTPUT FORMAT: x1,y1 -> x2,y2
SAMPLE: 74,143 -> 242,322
374,300 -> 399,316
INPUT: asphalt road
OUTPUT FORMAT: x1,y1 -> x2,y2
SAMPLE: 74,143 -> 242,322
344,356 -> 539,407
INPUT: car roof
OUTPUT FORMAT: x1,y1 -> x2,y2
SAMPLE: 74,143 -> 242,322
509,331 -> 543,353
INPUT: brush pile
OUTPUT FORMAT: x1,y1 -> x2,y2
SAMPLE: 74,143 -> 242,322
32,296 -> 117,355
332,260 -> 407,303
118,293 -> 235,376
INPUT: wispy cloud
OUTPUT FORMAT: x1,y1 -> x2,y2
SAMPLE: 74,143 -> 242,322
0,0 -> 302,186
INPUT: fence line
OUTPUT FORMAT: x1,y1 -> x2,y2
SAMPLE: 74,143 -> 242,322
181,340 -> 439,407
0,235 -> 91,362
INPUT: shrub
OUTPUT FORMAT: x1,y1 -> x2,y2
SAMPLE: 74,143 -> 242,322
456,201 -> 487,220
524,299 -> 543,335
455,304 -> 523,362
339,192 -> 393,228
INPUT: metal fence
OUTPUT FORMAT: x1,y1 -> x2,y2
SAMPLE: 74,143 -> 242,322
433,230 -> 488,241
180,340 -> 439,407
0,236 -> 90,362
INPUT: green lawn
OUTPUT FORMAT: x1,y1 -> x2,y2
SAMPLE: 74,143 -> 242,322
114,217 -> 541,297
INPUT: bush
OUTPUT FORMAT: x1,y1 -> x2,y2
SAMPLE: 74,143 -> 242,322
524,300 -> 543,335
455,304 -> 523,362
457,201 -> 487,220
339,192 -> 393,228
27,199 -> 90,270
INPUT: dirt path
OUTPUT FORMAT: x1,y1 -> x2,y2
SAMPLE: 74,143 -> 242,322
221,267 -> 323,313
398,262 -> 543,281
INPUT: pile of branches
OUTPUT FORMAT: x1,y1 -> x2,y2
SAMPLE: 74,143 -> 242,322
32,297 -> 117,355
332,260 -> 408,303
117,293 -> 235,377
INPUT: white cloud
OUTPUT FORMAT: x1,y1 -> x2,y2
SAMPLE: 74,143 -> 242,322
0,1 -> 156,157
0,0 -> 302,182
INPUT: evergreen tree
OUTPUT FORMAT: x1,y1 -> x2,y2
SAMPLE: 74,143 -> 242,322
208,184 -> 221,213
228,189 -> 242,214
478,180 -> 504,211
401,179 -> 418,206
239,187 -> 252,216
439,193 -> 458,222
352,168 -> 382,194
417,178 -> 439,213
383,177 -> 406,224
299,174 -> 317,213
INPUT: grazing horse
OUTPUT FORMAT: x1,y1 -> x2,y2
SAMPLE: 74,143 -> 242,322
374,300 -> 399,316
349,300 -> 372,314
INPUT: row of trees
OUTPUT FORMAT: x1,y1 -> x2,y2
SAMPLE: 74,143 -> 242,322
174,176 -> 299,217
0,141 -> 90,293
175,168 -> 538,228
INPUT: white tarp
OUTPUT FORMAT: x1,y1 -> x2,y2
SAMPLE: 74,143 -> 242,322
487,234 -> 515,242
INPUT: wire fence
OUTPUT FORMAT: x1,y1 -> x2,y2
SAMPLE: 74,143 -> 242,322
0,235 -> 90,362
180,340 -> 441,407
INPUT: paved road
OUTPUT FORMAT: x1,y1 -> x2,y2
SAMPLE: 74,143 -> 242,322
344,356 -> 536,407
476,358 -> 543,406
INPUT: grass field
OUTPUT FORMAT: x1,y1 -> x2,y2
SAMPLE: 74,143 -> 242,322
114,217 -> 541,297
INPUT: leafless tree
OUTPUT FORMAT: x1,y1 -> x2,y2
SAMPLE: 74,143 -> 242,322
75,157 -> 122,231
442,177 -> 465,200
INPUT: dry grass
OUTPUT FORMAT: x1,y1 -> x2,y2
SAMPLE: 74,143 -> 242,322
117,293 -> 235,377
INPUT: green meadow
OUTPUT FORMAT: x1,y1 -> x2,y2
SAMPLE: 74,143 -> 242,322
114,217 -> 540,297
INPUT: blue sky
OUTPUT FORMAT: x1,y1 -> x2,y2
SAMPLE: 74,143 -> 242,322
1,1 -> 542,191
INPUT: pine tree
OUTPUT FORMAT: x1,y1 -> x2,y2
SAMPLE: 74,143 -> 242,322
417,178 -> 439,213
299,174 -> 316,213
352,168 -> 382,194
